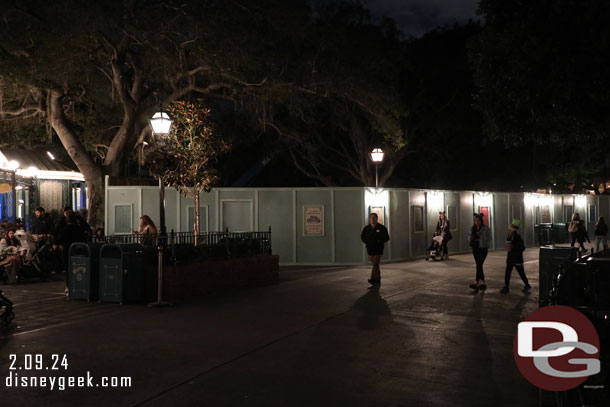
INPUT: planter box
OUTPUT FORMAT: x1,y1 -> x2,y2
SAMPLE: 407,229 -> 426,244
146,255 -> 279,302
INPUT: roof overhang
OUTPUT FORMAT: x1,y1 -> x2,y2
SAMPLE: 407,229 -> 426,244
0,151 -> 85,181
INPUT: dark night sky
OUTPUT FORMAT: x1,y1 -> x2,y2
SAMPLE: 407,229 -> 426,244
366,0 -> 479,36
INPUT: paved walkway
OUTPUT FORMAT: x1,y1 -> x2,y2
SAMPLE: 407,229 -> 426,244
0,249 -> 542,407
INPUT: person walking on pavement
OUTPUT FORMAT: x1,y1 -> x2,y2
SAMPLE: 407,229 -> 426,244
568,212 -> 590,252
500,219 -> 531,293
594,216 -> 608,253
469,213 -> 491,290
361,213 -> 390,286
436,211 -> 452,260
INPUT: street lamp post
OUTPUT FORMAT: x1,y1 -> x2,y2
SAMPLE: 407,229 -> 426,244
148,109 -> 172,307
370,148 -> 385,189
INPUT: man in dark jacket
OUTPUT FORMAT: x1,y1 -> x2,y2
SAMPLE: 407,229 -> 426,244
500,219 -> 531,293
361,213 -> 390,286
32,207 -> 54,236
55,206 -> 91,240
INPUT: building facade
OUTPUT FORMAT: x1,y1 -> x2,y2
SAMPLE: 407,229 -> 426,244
0,149 -> 86,227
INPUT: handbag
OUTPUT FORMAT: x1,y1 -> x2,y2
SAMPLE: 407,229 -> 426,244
568,221 -> 579,233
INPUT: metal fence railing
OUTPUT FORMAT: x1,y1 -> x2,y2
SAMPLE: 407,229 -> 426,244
98,227 -> 272,261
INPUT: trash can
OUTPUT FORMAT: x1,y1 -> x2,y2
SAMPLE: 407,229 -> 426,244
99,243 -> 145,303
552,223 -> 569,244
538,246 -> 578,307
68,243 -> 102,301
536,223 -> 553,246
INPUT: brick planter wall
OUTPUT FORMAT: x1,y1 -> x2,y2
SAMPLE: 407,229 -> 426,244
146,255 -> 279,302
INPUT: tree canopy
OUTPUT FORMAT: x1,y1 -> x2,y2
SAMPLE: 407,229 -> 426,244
471,0 -> 610,190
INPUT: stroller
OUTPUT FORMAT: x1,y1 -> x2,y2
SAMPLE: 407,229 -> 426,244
15,231 -> 53,280
426,234 -> 444,261
0,288 -> 14,328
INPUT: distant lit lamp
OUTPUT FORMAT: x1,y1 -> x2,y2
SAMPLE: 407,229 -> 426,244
148,106 -> 173,308
7,160 -> 19,171
370,148 -> 385,189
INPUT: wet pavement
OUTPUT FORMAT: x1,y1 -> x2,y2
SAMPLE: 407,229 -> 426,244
0,249 -> 542,406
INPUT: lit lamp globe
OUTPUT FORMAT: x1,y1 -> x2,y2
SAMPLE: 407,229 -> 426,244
371,148 -> 384,163
149,111 -> 172,136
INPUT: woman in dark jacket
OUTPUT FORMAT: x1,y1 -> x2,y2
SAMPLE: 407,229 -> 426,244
436,211 -> 452,260
500,220 -> 530,293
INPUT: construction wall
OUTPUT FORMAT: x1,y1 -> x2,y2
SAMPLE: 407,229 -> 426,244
104,176 -> 606,265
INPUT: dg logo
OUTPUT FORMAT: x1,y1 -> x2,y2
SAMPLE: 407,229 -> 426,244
513,305 -> 601,391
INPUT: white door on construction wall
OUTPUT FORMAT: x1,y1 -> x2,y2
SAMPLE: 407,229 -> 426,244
221,200 -> 253,232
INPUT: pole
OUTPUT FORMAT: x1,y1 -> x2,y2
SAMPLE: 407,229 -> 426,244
159,177 -> 167,237
11,171 -> 17,223
375,164 -> 379,190
149,177 -> 170,307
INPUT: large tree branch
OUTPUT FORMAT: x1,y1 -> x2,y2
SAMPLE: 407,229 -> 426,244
0,105 -> 41,116
47,90 -> 101,180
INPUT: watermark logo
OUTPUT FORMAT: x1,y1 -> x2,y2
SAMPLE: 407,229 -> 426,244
513,305 -> 600,391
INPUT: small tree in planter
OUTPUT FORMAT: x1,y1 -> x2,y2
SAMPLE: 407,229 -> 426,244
148,101 -> 230,244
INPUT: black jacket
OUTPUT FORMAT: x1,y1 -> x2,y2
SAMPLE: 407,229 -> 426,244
58,224 -> 86,250
56,214 -> 91,238
595,222 -> 608,237
361,223 -> 390,255
32,213 -> 54,235
506,232 -> 525,264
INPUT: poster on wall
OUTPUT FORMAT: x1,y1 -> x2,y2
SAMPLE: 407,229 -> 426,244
304,205 -> 324,236
369,206 -> 385,225
541,206 -> 552,224
479,206 -> 490,226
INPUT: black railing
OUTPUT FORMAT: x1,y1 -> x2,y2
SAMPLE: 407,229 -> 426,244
100,227 -> 272,261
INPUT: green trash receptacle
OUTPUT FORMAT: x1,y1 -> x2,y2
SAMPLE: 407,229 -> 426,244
99,243 -> 145,303
539,246 -> 578,307
537,223 -> 553,246
68,243 -> 102,301
552,223 -> 569,244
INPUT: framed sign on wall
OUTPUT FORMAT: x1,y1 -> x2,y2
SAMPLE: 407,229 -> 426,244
479,206 -> 490,226
303,205 -> 324,236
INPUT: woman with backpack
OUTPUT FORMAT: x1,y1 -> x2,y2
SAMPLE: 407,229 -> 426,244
594,216 -> 608,253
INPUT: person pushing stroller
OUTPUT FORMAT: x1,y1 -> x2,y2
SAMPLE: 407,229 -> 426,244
427,211 -> 452,261
500,219 -> 531,293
